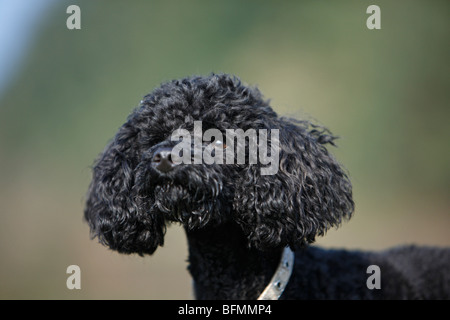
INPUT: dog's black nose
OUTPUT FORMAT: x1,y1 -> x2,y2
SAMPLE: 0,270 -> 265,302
151,147 -> 176,173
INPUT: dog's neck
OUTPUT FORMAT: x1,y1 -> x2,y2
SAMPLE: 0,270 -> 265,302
185,222 -> 282,299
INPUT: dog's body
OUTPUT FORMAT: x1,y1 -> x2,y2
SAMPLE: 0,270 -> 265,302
188,223 -> 449,299
85,74 -> 450,299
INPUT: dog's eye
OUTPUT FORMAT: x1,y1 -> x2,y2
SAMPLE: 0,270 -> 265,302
214,139 -> 227,149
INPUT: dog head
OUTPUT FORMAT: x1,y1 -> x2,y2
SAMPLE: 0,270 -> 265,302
84,74 -> 354,255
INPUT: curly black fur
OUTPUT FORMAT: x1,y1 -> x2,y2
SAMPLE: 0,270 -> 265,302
85,74 -> 450,299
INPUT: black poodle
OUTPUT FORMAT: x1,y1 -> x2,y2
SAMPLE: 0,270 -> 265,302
84,74 -> 450,299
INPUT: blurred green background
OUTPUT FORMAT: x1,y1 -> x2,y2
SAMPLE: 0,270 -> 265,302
0,0 -> 448,299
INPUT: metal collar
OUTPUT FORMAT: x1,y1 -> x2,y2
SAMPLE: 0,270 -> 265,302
257,246 -> 294,300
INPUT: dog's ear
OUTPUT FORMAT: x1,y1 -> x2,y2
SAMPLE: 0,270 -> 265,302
234,118 -> 354,250
84,122 -> 165,256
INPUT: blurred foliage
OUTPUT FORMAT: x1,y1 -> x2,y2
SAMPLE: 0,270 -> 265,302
0,0 -> 448,299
